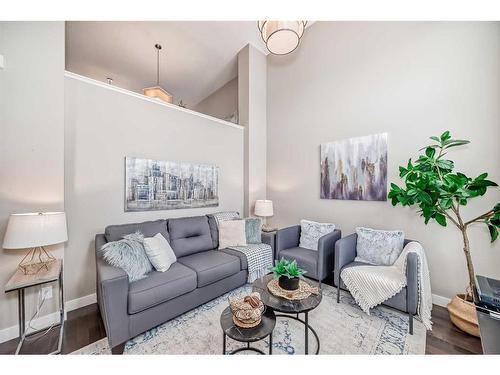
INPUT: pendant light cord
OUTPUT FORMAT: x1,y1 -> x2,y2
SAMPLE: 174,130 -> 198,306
155,44 -> 161,86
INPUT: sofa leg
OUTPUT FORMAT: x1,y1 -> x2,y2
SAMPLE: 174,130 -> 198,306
111,342 -> 125,355
337,284 -> 340,303
409,313 -> 414,335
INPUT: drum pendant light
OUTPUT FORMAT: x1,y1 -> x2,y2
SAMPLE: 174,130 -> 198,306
258,21 -> 307,55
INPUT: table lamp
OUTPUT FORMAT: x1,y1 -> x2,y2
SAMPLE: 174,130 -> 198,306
2,212 -> 68,275
254,200 -> 277,232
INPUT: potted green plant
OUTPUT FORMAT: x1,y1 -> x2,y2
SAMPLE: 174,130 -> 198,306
388,131 -> 499,336
271,258 -> 307,291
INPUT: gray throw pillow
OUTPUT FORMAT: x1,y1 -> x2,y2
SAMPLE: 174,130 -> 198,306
299,219 -> 336,250
245,218 -> 262,244
101,232 -> 153,282
355,227 -> 405,266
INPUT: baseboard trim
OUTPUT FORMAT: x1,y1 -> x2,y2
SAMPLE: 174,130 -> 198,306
0,293 -> 97,344
432,293 -> 451,308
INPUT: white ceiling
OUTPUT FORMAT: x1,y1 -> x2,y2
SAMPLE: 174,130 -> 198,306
65,21 -> 269,107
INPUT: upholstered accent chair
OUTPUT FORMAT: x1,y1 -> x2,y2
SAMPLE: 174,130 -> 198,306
275,225 -> 342,284
334,233 -> 418,334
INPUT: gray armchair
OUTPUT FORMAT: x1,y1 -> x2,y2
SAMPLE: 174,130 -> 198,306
334,233 -> 418,334
275,225 -> 342,283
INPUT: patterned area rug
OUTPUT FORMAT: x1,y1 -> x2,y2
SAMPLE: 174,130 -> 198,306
73,283 -> 425,354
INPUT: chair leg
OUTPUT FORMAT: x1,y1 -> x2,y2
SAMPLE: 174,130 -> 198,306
111,342 -> 125,354
337,283 -> 340,303
409,313 -> 414,335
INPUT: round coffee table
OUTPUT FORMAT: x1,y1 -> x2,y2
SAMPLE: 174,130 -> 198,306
253,274 -> 322,354
220,306 -> 276,355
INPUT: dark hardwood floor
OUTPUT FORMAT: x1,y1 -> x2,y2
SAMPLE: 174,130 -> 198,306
0,301 -> 482,354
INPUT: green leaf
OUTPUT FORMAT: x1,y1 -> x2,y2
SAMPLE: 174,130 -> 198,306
417,190 -> 433,205
475,173 -> 488,181
440,131 -> 451,142
430,136 -> 440,142
443,140 -> 470,149
434,213 -> 447,226
425,147 -> 436,158
488,224 -> 498,242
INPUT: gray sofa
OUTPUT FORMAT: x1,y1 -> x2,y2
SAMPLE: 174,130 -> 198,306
275,225 -> 342,283
95,214 -> 274,354
333,233 -> 418,334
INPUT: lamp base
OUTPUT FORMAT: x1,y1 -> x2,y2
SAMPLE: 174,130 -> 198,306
262,224 -> 278,233
18,247 -> 56,275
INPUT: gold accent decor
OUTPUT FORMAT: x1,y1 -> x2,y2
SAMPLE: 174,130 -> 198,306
267,278 -> 320,301
18,246 -> 57,275
447,293 -> 480,337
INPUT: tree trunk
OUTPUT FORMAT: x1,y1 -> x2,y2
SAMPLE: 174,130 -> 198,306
461,228 -> 475,299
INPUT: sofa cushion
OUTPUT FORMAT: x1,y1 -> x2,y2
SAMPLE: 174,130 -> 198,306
168,216 -> 214,257
178,250 -> 241,287
219,248 -> 248,270
105,219 -> 169,242
127,262 -> 197,314
279,247 -> 318,280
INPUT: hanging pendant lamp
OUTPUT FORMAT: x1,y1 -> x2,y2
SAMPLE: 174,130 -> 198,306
258,21 -> 307,55
143,44 -> 173,104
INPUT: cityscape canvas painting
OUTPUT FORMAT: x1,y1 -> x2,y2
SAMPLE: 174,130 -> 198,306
320,133 -> 388,201
125,157 -> 219,211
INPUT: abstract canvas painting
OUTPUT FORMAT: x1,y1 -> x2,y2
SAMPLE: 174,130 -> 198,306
125,157 -> 219,211
320,133 -> 388,201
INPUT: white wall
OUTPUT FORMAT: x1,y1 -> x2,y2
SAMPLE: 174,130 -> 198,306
238,44 -> 267,216
0,22 -> 65,333
193,77 -> 238,123
267,22 -> 500,300
64,74 -> 244,302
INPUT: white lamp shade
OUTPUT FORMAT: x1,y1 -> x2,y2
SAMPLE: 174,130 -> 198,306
254,200 -> 274,217
258,21 -> 307,55
2,212 -> 68,249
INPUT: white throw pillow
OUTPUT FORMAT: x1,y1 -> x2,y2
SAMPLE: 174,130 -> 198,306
143,233 -> 177,272
299,219 -> 336,250
218,220 -> 247,249
355,227 -> 405,266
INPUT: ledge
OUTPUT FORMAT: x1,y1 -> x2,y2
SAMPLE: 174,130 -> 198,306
64,71 -> 244,131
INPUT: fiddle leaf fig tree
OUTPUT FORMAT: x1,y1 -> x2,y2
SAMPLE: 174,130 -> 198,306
388,131 -> 500,298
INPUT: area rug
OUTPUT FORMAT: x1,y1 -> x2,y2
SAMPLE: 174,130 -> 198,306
72,283 -> 426,355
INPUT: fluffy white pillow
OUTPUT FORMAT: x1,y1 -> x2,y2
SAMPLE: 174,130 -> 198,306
143,233 -> 177,272
218,220 -> 247,249
299,219 -> 336,250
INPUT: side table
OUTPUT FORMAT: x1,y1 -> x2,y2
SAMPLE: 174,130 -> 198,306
4,259 -> 64,355
220,306 -> 275,355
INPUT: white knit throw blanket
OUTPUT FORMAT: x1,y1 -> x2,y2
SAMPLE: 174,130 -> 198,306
341,241 -> 433,330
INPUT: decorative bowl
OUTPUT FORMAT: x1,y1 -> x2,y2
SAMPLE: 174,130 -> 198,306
229,292 -> 265,328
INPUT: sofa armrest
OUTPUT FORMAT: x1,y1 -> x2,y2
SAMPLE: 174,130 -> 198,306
317,229 -> 342,281
95,234 -> 130,348
334,233 -> 358,287
261,231 -> 276,258
275,225 -> 301,259
406,252 -> 418,314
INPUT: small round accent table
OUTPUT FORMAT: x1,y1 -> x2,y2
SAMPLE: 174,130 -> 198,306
220,306 -> 276,355
253,274 -> 322,355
